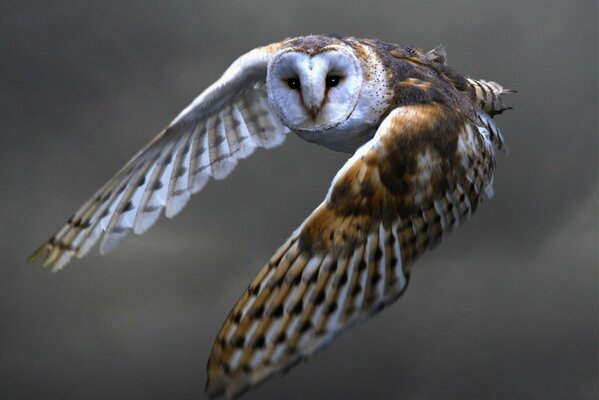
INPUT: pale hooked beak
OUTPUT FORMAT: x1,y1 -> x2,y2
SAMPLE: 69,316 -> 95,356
308,105 -> 321,120
302,74 -> 325,120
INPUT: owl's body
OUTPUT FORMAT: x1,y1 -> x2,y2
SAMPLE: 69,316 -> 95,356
29,36 -> 513,398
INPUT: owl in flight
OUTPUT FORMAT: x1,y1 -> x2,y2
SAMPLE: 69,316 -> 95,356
30,35 -> 513,398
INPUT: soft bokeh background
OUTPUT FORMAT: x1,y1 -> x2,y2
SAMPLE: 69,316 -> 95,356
1,1 -> 597,399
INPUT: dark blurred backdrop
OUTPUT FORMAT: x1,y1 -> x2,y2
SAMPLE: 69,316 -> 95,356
1,1 -> 597,399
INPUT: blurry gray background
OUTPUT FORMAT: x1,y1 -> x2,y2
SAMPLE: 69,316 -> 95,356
1,0 -> 597,399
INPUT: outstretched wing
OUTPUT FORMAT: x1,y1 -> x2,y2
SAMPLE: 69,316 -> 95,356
206,102 -> 498,398
29,44 -> 289,271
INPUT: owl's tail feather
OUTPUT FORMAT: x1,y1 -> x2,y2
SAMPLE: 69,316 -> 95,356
467,78 -> 515,116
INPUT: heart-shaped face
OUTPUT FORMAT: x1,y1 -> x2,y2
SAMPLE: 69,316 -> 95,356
267,46 -> 363,132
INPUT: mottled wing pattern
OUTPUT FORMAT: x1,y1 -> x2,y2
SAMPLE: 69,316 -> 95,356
206,102 -> 496,398
29,45 -> 289,271
466,78 -> 514,153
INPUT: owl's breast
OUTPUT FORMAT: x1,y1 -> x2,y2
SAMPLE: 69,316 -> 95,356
294,123 -> 377,153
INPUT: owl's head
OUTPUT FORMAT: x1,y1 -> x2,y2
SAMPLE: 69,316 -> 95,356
266,44 -> 363,132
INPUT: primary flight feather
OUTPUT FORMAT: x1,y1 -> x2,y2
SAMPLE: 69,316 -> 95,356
29,35 -> 513,398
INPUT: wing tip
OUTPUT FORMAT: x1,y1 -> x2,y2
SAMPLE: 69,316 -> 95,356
207,375 -> 272,400
205,355 -> 278,399
99,228 -> 130,256
165,192 -> 191,218
27,242 -> 70,272
210,159 -> 237,181
205,353 -> 224,398
205,382 -> 224,399
27,243 -> 47,264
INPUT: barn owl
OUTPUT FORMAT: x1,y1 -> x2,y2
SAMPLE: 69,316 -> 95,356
29,35 -> 513,398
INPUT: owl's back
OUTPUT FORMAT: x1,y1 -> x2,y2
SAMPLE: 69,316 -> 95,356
365,39 -> 505,117
355,38 -> 512,151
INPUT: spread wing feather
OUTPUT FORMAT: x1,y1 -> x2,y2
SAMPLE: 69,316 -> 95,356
206,102 -> 497,398
29,45 -> 289,271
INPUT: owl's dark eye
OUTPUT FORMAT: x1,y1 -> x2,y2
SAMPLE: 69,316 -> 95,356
325,75 -> 341,88
287,78 -> 300,90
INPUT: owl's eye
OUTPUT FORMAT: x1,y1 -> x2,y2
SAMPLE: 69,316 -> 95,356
287,78 -> 300,90
325,75 -> 341,88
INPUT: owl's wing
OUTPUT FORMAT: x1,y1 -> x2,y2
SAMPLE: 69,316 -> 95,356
29,44 -> 289,271
206,102 -> 497,398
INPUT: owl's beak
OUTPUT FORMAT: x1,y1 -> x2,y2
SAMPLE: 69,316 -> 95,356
308,105 -> 321,120
303,79 -> 324,120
